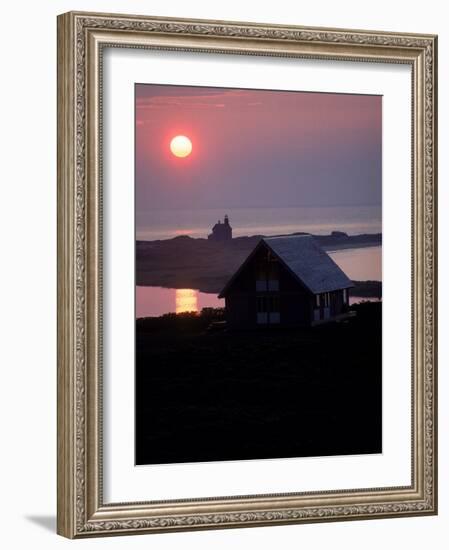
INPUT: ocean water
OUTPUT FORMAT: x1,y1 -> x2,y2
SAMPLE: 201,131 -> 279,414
328,246 -> 382,281
136,205 -> 381,241
136,246 -> 381,318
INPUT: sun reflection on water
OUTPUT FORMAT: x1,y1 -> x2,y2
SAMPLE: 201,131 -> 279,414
175,289 -> 198,314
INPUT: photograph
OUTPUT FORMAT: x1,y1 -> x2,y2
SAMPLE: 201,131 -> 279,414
134,83 -> 383,465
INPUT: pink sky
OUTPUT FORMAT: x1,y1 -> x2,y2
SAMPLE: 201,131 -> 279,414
135,84 -> 382,216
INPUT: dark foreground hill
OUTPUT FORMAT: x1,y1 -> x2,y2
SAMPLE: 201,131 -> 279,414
136,301 -> 382,465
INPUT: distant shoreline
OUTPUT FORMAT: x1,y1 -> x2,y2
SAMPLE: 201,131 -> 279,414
136,231 -> 382,297
137,231 -> 381,247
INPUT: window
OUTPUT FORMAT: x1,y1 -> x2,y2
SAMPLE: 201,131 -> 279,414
256,294 -> 280,324
256,296 -> 267,324
269,295 -> 280,324
316,293 -> 331,312
343,288 -> 348,303
267,279 -> 279,291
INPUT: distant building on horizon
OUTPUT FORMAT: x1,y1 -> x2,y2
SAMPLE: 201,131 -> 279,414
208,214 -> 232,242
218,235 -> 353,328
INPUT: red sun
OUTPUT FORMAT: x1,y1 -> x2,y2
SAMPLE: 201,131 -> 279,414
170,135 -> 193,158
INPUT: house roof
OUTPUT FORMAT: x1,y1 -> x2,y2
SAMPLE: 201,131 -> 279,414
219,235 -> 354,297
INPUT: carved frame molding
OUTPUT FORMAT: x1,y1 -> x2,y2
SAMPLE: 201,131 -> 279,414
57,11 -> 437,538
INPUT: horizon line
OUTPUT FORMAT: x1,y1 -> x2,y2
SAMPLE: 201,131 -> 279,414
136,203 -> 382,213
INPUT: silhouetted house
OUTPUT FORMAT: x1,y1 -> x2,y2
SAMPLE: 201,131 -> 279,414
208,214 -> 232,241
218,235 -> 354,328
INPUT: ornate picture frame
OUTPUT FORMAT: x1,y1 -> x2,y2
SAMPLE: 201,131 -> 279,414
57,11 -> 437,538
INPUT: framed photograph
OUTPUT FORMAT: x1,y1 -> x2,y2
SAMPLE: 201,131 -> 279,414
57,11 -> 438,538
